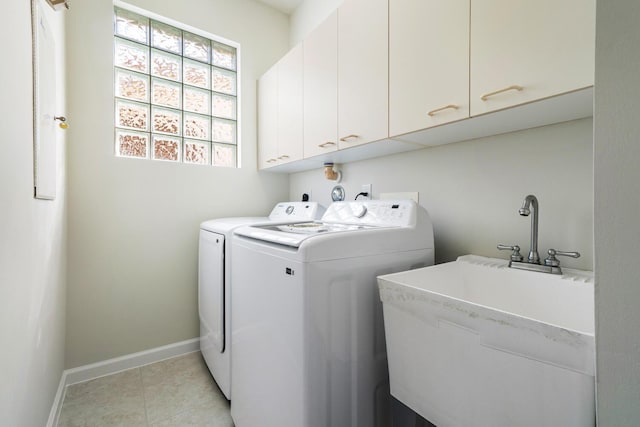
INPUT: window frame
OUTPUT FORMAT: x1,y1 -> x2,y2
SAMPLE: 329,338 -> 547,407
112,1 -> 241,168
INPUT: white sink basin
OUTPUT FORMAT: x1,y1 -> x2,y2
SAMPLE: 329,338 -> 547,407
378,255 -> 595,427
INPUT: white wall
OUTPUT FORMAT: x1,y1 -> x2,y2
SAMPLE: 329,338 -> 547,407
290,119 -> 594,269
594,1 -> 640,424
0,1 -> 67,425
65,0 -> 290,368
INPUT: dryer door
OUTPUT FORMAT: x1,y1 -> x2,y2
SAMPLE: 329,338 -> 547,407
199,230 -> 225,354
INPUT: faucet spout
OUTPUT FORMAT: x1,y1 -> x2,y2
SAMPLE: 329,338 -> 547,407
519,195 -> 540,264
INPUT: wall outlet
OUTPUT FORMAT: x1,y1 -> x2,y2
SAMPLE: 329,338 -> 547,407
301,190 -> 312,202
361,184 -> 372,199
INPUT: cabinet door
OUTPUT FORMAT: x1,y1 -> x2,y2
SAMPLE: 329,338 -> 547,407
303,11 -> 338,159
258,65 -> 278,169
277,44 -> 304,164
470,0 -> 595,116
337,0 -> 388,149
389,0 -> 470,137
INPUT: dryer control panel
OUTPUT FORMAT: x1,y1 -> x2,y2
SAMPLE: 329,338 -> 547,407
269,202 -> 325,222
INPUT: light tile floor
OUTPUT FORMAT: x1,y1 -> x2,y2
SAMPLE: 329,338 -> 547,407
57,352 -> 234,427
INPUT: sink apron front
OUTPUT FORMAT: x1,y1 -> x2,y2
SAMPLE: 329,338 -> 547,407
378,255 -> 595,427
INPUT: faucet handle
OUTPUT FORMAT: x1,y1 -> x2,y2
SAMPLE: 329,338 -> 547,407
497,244 -> 524,262
544,249 -> 581,267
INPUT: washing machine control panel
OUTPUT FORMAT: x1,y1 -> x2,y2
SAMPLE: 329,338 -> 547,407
322,200 -> 416,227
354,205 -> 368,218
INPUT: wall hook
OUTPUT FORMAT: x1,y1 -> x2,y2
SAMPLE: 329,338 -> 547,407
54,116 -> 68,129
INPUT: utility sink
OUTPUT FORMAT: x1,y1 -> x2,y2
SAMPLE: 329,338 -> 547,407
378,255 -> 595,427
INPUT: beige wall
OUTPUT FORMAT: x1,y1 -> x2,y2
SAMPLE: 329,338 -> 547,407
289,0 -> 342,45
65,0 -> 290,368
0,0 -> 67,425
290,119 -> 594,270
594,1 -> 640,424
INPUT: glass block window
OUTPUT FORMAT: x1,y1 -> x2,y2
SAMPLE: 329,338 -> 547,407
114,6 -> 238,166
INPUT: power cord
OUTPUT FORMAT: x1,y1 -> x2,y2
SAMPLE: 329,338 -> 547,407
354,192 -> 369,200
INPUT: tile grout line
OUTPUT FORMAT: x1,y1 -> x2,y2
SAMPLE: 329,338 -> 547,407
169,355 -> 199,422
139,367 -> 151,427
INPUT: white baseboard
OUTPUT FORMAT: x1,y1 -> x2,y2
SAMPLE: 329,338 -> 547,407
47,338 -> 200,427
64,338 -> 200,385
46,370 -> 68,427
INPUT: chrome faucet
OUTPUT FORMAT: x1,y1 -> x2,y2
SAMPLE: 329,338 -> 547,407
498,194 -> 580,274
518,195 -> 540,264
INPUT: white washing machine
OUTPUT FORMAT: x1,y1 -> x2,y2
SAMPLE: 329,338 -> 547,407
198,202 -> 324,400
230,200 -> 434,427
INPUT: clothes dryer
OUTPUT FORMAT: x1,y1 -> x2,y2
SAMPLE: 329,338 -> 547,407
198,202 -> 324,400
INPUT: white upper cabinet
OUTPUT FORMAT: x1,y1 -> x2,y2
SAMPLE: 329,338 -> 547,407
258,44 -> 304,169
337,0 -> 389,149
389,0 -> 470,137
277,44 -> 304,164
470,0 -> 595,116
258,0 -> 595,172
303,11 -> 338,159
258,64 -> 278,169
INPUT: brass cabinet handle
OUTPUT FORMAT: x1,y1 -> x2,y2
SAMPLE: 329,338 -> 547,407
266,158 -> 277,163
427,104 -> 459,117
481,85 -> 524,101
278,154 -> 290,159
318,141 -> 336,148
339,134 -> 359,142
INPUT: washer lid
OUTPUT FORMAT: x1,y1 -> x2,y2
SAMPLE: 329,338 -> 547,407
273,222 -> 379,234
234,221 -> 387,248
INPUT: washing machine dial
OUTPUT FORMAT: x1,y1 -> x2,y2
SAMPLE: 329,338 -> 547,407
286,206 -> 295,215
354,205 -> 368,218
